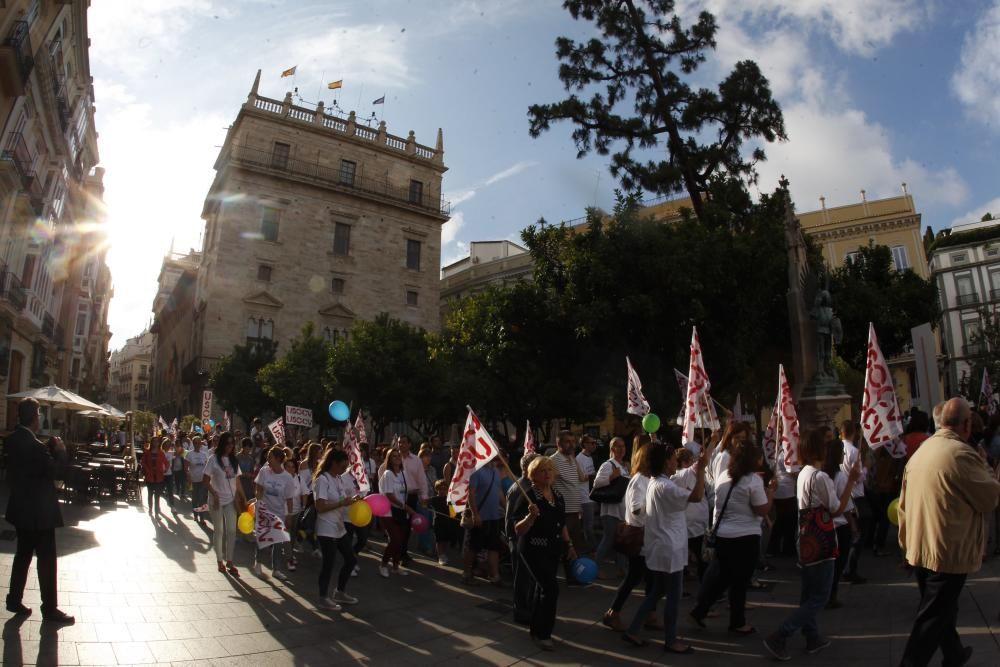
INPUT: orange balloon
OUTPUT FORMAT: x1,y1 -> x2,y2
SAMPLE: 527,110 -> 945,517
247,500 -> 256,517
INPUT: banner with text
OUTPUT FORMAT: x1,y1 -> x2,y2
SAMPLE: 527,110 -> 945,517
267,417 -> 286,447
343,426 -> 371,495
284,405 -> 313,428
861,323 -> 906,457
201,391 -> 213,423
447,407 -> 500,511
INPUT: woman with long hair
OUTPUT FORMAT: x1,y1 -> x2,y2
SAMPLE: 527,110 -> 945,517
313,448 -> 361,610
253,446 -> 296,580
378,447 -> 415,577
763,427 -> 860,660
593,436 -> 630,576
143,436 -> 169,518
690,439 -> 775,634
602,434 -> 652,633
203,432 -> 247,576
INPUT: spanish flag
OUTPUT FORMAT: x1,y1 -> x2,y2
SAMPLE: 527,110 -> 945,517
281,66 -> 297,78
327,80 -> 343,90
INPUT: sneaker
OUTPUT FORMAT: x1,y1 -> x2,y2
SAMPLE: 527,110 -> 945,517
41,609 -> 75,625
287,561 -> 297,572
272,570 -> 289,582
533,636 -> 555,651
252,562 -> 263,577
332,590 -> 359,605
318,597 -> 342,611
379,565 -> 390,578
438,555 -> 449,566
312,548 -> 322,558
293,544 -> 303,553
806,636 -> 831,655
763,634 -> 790,662
351,564 -> 360,577
394,567 -> 409,576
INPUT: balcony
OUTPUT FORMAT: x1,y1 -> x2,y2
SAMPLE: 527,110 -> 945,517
956,293 -> 979,307
1,133 -> 45,215
963,343 -> 985,357
226,144 -> 451,218
0,21 -> 33,98
992,288 -> 1000,302
0,271 -> 27,311
42,312 -> 54,338
53,81 -> 71,132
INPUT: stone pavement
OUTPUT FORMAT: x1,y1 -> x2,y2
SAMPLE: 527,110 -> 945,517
1,487 -> 999,666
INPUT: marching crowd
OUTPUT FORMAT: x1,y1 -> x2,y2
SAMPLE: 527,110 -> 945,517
5,394 -> 1000,667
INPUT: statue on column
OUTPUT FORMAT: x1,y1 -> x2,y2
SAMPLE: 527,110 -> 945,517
809,276 -> 843,382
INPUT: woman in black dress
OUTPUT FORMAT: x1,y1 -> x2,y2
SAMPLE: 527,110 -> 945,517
510,456 -> 578,651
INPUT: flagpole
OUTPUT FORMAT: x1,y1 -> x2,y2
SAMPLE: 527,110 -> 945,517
465,405 -> 533,506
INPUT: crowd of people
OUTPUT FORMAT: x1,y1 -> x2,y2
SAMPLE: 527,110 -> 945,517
6,393 -> 1000,666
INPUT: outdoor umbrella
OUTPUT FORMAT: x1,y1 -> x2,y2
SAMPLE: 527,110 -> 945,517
8,385 -> 105,412
98,403 -> 126,419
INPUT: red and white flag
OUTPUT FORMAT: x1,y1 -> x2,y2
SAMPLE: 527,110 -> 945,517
681,328 -> 720,442
861,323 -> 906,457
626,356 -> 651,416
448,407 -> 500,511
777,364 -> 801,470
255,506 -> 290,547
223,411 -> 232,432
343,424 -> 371,495
523,420 -> 536,454
762,397 -> 779,467
354,413 -> 368,443
982,368 -> 998,417
267,417 -> 286,447
674,368 -> 688,426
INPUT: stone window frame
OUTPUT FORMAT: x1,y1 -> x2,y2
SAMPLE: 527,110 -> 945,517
256,264 -> 273,282
406,238 -> 422,271
260,206 -> 280,242
271,141 -> 291,170
408,179 -> 424,205
333,222 -> 351,257
405,288 -> 419,308
339,159 -> 357,186
331,277 -> 346,295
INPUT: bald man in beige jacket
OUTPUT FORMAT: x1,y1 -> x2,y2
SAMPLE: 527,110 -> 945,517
897,398 -> 1000,667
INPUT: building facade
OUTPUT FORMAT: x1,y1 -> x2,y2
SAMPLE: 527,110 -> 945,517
440,240 -> 531,316
928,217 -> 1000,395
148,250 -> 199,417
1,0 -> 109,429
109,329 -> 152,412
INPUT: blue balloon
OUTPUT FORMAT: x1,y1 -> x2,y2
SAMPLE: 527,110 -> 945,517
209,419 -> 216,427
571,557 -> 598,585
329,400 -> 350,422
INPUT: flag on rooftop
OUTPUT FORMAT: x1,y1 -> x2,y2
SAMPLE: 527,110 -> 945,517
327,80 -> 343,90
281,66 -> 297,78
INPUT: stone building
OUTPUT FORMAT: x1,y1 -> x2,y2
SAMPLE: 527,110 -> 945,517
148,250 -> 199,417
928,216 -> 1000,395
161,71 -> 448,418
0,0 -> 110,429
109,329 -> 152,412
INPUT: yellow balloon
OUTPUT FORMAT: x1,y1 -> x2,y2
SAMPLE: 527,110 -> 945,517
247,501 -> 256,517
887,498 -> 900,527
238,512 -> 254,535
348,500 -> 372,527
448,505 -> 457,518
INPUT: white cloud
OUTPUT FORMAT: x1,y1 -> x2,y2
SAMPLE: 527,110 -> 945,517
952,1 -> 1000,131
441,210 -> 465,245
949,197 -> 1000,228
442,240 -> 470,269
445,160 -> 537,208
485,160 -> 536,186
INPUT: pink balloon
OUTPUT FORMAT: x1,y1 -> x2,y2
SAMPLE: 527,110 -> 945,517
365,493 -> 391,517
410,513 -> 429,534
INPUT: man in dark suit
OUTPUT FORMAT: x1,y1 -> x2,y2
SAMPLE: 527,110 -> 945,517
5,397 -> 74,624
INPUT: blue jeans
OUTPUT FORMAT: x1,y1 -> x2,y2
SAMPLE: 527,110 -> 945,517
778,560 -> 835,641
595,514 -> 627,571
627,569 -> 683,642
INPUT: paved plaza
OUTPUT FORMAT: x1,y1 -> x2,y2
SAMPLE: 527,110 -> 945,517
1,488 -> 999,666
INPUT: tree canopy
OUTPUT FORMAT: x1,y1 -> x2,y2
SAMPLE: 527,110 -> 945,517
209,339 -> 277,422
257,322 -> 333,428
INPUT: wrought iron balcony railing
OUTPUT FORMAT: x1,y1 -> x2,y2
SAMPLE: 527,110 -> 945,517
0,21 -> 34,96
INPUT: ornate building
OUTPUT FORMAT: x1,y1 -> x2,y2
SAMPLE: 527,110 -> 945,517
0,0 -> 110,429
109,329 -> 152,412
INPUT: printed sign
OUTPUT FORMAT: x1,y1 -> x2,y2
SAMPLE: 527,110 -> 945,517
284,405 -> 313,428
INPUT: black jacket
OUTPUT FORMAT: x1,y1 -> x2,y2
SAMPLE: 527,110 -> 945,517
4,425 -> 65,530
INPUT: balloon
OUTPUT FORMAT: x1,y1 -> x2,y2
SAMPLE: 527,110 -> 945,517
348,500 -> 373,527
194,425 -> 202,433
328,400 -> 350,422
365,493 -> 391,517
204,423 -> 212,433
448,505 -> 457,518
888,498 -> 900,526
410,513 -> 429,534
237,512 -> 254,535
642,413 -> 661,433
570,557 -> 598,585
247,500 -> 256,517
209,419 -> 216,427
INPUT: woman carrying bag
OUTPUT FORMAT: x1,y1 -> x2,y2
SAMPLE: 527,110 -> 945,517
591,437 -> 630,576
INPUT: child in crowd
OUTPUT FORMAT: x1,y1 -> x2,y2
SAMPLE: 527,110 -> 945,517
430,479 -> 461,565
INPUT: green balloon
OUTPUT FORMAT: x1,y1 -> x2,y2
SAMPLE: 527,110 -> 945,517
642,413 -> 661,433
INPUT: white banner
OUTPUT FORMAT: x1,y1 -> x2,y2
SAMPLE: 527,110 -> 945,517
861,323 -> 906,457
267,417 -> 286,447
523,419 -> 536,454
343,426 -> 371,495
681,327 -> 720,442
353,413 -> 368,443
762,397 -> 779,467
201,390 -> 213,423
777,364 -> 801,471
255,506 -> 290,547
284,405 -> 313,428
447,408 -> 500,511
625,356 -> 651,416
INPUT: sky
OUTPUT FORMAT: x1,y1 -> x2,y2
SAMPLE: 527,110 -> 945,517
90,0 -> 1000,350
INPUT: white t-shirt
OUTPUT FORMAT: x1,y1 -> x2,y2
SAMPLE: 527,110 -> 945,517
624,474 -> 650,527
643,474 -> 690,573
712,471 -> 767,538
186,449 -> 209,483
163,449 -> 174,476
594,459 -> 630,519
288,474 -> 303,514
204,454 -> 240,506
673,467 -> 709,538
313,472 -> 348,538
797,465 -> 837,513
774,455 -> 798,500
298,466 -> 314,496
841,441 -> 865,498
832,470 -> 855,528
254,466 -> 296,516
379,469 -> 407,505
577,452 -> 596,504
707,448 -> 730,504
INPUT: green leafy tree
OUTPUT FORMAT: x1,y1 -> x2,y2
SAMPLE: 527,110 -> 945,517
257,322 -> 333,428
131,410 -> 156,438
830,243 -> 940,369
209,339 -> 277,422
328,314 -> 444,440
179,415 -> 199,432
528,0 -> 786,221
969,308 -> 1000,406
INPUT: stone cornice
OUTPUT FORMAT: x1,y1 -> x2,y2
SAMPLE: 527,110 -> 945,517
807,215 -> 920,242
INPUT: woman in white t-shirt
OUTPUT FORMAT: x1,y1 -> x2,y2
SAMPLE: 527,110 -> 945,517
593,437 -> 630,575
203,432 -> 247,577
623,442 -> 706,653
313,448 -> 361,610
763,427 -> 860,661
826,442 -> 856,609
378,447 -> 415,578
690,437 -> 775,634
253,447 -> 296,580
283,457 -> 304,572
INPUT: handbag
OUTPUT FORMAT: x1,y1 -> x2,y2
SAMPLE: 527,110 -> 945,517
703,479 -> 736,562
797,470 -> 839,565
590,464 -> 628,504
613,521 -> 644,557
